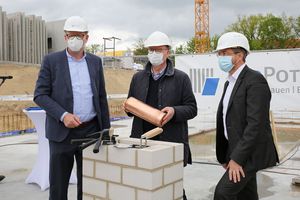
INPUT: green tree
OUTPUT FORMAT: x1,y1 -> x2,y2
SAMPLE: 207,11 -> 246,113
185,36 -> 218,53
133,39 -> 148,55
258,14 -> 293,49
227,15 -> 263,49
175,44 -> 187,54
226,14 -> 300,50
210,35 -> 220,51
186,37 -> 196,53
86,44 -> 102,54
295,16 -> 300,37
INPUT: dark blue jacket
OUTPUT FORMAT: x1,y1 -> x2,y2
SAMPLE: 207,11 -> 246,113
34,50 -> 110,142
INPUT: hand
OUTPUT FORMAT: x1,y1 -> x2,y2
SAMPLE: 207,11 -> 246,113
161,107 -> 175,126
63,113 -> 81,128
227,160 -> 245,183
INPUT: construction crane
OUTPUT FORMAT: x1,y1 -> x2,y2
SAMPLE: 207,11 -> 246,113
195,0 -> 210,53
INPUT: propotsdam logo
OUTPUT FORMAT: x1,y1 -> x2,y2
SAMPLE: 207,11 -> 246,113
189,68 -> 219,96
202,78 -> 219,95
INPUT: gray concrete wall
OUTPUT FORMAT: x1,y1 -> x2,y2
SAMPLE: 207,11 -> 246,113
0,7 -> 47,64
3,11 -> 8,61
46,19 -> 66,53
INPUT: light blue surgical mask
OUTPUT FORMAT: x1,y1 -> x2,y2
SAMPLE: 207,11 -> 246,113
218,56 -> 234,72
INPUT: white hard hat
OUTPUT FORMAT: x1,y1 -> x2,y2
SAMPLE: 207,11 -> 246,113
216,32 -> 250,54
144,31 -> 171,47
64,16 -> 88,32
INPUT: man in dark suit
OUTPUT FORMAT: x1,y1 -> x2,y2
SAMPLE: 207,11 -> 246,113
34,16 -> 110,200
213,32 -> 279,200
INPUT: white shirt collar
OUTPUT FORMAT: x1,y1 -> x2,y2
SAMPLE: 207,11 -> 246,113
227,63 -> 246,83
66,49 -> 86,61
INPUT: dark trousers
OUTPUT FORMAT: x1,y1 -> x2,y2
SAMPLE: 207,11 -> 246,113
183,188 -> 187,200
49,121 -> 99,200
214,170 -> 258,200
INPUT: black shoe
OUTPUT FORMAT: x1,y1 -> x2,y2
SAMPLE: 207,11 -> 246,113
183,188 -> 187,200
0,175 -> 5,182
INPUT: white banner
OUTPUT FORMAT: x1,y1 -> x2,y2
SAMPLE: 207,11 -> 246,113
175,49 -> 300,112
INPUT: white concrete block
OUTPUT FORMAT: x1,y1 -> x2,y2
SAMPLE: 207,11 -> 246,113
143,139 -> 182,148
83,177 -> 107,198
164,163 -> 183,185
138,139 -> 184,163
95,162 -> 121,183
83,145 -> 107,162
83,159 -> 94,177
108,183 -> 135,200
123,168 -> 162,190
174,180 -> 183,199
138,145 -> 173,169
108,145 -> 136,166
174,144 -> 184,162
137,185 -> 173,200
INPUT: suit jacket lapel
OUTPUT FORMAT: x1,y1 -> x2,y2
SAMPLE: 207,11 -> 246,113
85,54 -> 98,97
217,81 -> 229,119
61,50 -> 73,96
227,66 -> 248,111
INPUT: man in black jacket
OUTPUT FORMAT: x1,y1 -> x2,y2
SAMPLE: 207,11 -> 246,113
126,31 -> 197,200
213,32 -> 279,200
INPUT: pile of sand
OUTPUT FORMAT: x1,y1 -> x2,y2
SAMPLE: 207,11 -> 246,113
0,63 -> 136,113
0,63 -> 135,95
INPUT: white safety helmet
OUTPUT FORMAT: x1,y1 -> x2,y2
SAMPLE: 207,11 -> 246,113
216,32 -> 250,54
64,16 -> 88,32
144,31 -> 171,47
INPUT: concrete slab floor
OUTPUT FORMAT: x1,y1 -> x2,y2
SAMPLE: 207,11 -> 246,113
1,134 -> 300,200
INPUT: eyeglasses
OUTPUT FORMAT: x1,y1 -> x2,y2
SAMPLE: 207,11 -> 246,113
217,51 -> 240,57
66,33 -> 86,40
148,48 -> 169,53
217,48 -> 243,57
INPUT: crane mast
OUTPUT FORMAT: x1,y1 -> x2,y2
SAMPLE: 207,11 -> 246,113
195,0 -> 210,53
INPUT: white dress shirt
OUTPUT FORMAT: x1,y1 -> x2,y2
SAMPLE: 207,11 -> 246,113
222,64 -> 246,139
60,50 -> 96,122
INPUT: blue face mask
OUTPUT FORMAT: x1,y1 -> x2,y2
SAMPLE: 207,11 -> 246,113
218,56 -> 234,72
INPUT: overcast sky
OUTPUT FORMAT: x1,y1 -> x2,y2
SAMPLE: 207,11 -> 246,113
0,0 -> 299,50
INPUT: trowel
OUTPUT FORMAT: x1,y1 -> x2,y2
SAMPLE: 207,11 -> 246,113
114,127 -> 163,149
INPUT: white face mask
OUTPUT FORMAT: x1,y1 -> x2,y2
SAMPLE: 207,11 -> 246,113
67,37 -> 84,52
147,52 -> 164,66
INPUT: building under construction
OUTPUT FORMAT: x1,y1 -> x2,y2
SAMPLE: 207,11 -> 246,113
0,6 -> 47,64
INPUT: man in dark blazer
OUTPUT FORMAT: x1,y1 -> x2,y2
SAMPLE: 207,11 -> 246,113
34,16 -> 110,200
213,32 -> 279,200
126,31 -> 197,200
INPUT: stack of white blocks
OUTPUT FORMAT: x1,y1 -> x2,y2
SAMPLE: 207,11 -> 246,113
82,137 -> 184,200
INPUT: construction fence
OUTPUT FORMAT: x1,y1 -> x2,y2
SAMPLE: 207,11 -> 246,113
0,104 -> 125,135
